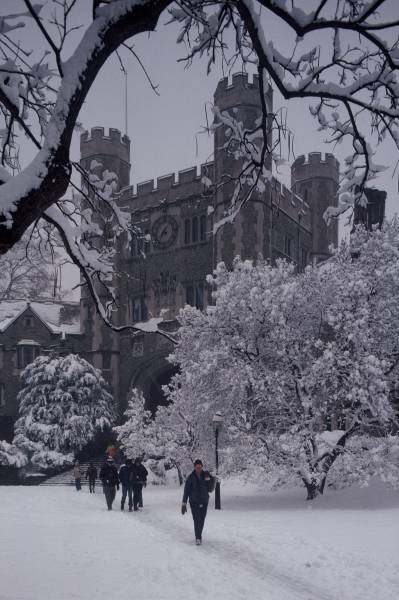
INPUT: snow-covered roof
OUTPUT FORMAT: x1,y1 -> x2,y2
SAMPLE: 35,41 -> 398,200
0,300 -> 81,334
17,339 -> 40,345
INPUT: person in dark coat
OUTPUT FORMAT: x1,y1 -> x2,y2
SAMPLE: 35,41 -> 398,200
73,461 -> 82,491
85,462 -> 97,493
181,459 -> 214,545
99,457 -> 119,510
134,457 -> 148,508
129,457 -> 148,511
119,458 -> 134,511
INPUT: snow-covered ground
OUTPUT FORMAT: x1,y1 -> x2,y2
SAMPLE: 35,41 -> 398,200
0,481 -> 398,600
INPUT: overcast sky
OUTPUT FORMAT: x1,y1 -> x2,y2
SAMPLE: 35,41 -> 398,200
2,1 -> 399,296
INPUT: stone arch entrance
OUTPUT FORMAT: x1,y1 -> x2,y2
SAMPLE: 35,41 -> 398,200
129,354 -> 179,413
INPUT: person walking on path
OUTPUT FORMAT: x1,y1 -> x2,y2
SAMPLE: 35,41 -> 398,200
134,457 -> 148,509
73,461 -> 82,491
181,459 -> 215,545
99,457 -> 119,510
119,458 -> 134,511
85,462 -> 97,493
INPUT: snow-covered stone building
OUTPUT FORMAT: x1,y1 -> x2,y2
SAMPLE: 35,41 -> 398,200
0,73 -> 342,438
0,300 -> 83,439
79,72 -> 340,416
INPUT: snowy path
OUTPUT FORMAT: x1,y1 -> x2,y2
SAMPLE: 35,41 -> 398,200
0,482 -> 398,600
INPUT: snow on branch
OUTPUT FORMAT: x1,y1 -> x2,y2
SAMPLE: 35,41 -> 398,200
0,0 -> 398,330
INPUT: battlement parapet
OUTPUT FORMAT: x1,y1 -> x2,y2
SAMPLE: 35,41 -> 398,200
81,127 -> 130,146
291,152 -> 339,175
124,162 -> 215,199
79,126 -> 131,191
214,71 -> 272,108
216,72 -> 259,93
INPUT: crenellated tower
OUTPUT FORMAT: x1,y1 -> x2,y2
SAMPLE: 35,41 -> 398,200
213,72 -> 273,266
291,153 -> 340,262
79,127 -> 131,407
80,127 -> 131,190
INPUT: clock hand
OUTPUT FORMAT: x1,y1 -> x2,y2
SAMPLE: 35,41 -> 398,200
160,227 -> 169,238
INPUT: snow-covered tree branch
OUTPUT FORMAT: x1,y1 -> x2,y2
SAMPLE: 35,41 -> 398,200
0,0 -> 398,327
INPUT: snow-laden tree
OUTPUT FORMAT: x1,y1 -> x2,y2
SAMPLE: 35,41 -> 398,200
151,388 -> 216,476
114,388 -> 154,458
115,386 -> 209,479
0,353 -> 115,470
0,1 -> 398,328
165,224 -> 399,498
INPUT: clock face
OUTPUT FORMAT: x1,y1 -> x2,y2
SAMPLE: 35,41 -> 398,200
152,215 -> 179,249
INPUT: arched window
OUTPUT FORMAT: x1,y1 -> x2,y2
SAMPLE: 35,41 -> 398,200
195,285 -> 204,310
0,383 -> 5,408
184,219 -> 191,245
17,340 -> 40,369
132,298 -> 146,322
200,215 -> 207,241
192,216 -> 198,243
185,286 -> 194,306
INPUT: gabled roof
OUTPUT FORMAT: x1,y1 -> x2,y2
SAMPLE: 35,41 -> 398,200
0,300 -> 81,334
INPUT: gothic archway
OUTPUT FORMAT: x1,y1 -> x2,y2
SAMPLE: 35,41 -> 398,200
128,354 -> 179,414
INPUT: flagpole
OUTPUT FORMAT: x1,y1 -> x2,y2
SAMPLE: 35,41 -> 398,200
124,69 -> 128,136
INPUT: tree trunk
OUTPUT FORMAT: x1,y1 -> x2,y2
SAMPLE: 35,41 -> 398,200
302,427 -> 357,500
174,462 -> 183,486
302,477 -> 322,500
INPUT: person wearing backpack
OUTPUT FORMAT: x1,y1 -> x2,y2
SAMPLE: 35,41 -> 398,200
85,461 -> 97,493
119,458 -> 134,511
134,457 -> 148,508
181,459 -> 215,545
129,457 -> 148,511
99,456 -> 119,510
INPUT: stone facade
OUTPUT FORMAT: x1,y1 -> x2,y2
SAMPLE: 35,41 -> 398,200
0,73 -> 342,436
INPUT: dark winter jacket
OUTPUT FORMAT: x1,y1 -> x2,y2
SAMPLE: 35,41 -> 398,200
118,464 -> 133,487
85,466 -> 97,481
135,463 -> 148,484
130,463 -> 148,485
182,471 -> 212,506
99,462 -> 119,487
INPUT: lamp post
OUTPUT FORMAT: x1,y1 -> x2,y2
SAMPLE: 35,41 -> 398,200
212,411 -> 223,510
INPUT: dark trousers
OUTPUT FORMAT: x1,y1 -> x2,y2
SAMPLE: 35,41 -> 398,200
138,484 -> 144,507
132,484 -> 143,510
103,484 -> 116,509
75,478 -> 81,491
121,484 -> 133,509
88,479 -> 96,493
190,502 -> 208,540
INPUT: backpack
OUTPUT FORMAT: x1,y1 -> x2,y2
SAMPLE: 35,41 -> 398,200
204,471 -> 216,493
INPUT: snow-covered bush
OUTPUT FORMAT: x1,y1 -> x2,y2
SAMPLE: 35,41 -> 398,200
3,354 -> 115,471
0,440 -> 28,469
164,223 -> 399,498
